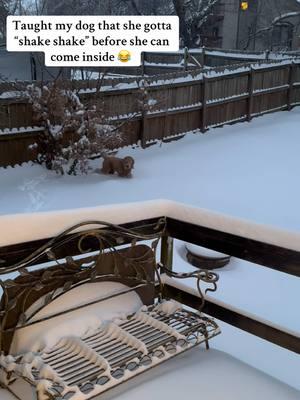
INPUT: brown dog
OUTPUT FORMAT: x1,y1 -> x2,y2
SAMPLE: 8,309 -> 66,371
102,156 -> 134,177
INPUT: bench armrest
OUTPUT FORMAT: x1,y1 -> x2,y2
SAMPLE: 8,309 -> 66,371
158,263 -> 219,311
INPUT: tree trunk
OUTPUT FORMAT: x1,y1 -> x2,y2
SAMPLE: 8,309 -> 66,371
172,0 -> 190,46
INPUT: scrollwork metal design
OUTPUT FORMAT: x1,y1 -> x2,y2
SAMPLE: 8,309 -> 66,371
0,218 -> 221,400
0,219 -> 166,275
0,219 -> 166,354
159,264 -> 219,312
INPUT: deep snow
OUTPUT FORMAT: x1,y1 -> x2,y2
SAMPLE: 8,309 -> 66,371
1,108 -> 300,233
1,347 -> 299,400
11,281 -> 143,354
80,347 -> 300,400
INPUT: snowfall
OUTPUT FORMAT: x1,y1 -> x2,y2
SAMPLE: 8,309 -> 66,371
0,108 -> 300,399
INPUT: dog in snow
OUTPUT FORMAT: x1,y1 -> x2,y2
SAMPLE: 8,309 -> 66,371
101,155 -> 135,177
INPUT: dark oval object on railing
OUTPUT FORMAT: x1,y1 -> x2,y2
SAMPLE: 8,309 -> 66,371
186,244 -> 231,270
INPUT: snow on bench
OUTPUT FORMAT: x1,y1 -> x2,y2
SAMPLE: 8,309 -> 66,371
0,219 -> 219,400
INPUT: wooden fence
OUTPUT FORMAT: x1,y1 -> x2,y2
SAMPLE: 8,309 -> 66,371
142,47 -> 299,71
1,59 -> 300,167
81,47 -> 300,75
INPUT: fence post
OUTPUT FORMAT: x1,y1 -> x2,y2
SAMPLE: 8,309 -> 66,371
140,114 -> 146,149
7,104 -> 11,129
183,47 -> 189,71
247,66 -> 254,121
200,46 -> 206,67
200,75 -> 207,133
141,52 -> 145,77
287,61 -> 294,111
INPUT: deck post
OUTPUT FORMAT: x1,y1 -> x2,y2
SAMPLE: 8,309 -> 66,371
160,235 -> 174,272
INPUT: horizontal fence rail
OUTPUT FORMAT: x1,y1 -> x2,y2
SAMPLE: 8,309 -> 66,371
0,60 -> 300,167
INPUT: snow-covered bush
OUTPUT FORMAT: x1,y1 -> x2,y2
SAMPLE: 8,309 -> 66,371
27,81 -> 123,175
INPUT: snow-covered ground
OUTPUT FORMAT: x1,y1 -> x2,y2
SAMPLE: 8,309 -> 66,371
0,108 -> 299,396
1,108 -> 300,232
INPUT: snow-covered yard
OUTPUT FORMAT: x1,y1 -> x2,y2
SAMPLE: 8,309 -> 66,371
1,107 -> 300,232
0,107 -> 299,397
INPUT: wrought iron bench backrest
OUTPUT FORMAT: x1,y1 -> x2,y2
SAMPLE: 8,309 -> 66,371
0,219 -> 221,400
0,220 -> 166,355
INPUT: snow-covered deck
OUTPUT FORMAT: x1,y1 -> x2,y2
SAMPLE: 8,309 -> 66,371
1,348 -> 299,400
75,348 -> 300,400
171,240 -> 300,390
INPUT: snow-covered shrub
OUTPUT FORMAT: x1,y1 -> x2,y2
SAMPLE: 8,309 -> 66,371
27,81 -> 122,175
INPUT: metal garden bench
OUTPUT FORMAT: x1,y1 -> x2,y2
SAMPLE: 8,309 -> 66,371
0,220 -> 219,400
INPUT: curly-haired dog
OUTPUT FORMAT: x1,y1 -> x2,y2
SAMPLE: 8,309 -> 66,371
102,156 -> 135,177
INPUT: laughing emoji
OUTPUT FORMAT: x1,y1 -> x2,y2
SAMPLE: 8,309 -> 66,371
118,50 -> 131,63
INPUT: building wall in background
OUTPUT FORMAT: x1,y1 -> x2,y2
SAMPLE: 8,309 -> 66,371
0,48 -> 32,80
219,0 -> 300,51
220,0 -> 239,49
0,47 -> 70,81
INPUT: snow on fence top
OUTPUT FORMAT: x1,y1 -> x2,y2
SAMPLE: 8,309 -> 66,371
1,199 -> 300,252
61,59 -> 300,96
1,58 -> 299,97
144,47 -> 300,60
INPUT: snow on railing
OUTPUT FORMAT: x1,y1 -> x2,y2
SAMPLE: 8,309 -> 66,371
1,200 -> 300,252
